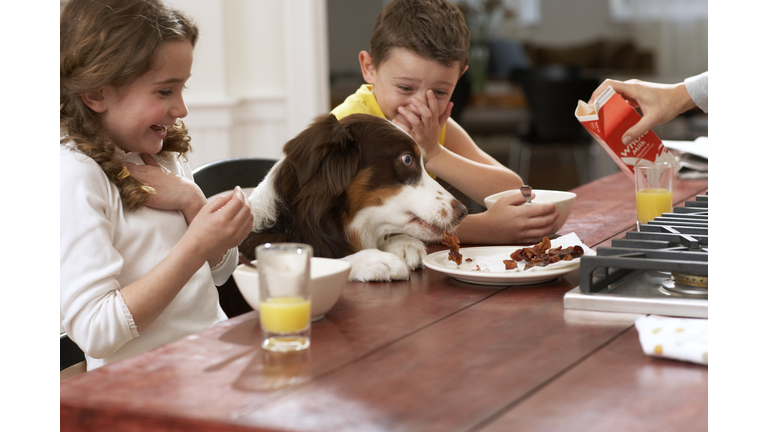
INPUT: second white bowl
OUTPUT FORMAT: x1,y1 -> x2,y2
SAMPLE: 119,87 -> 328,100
232,257 -> 351,321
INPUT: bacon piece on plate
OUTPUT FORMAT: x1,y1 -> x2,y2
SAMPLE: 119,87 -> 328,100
508,237 -> 584,270
442,232 -> 462,265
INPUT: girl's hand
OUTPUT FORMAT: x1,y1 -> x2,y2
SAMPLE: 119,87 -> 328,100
392,90 -> 453,161
185,187 -> 254,265
123,153 -> 207,224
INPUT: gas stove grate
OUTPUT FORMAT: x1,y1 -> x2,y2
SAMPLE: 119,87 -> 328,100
579,193 -> 708,293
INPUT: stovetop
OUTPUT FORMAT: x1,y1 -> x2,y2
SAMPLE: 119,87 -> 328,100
564,193 -> 708,318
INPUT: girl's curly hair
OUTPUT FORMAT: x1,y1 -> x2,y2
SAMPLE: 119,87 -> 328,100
60,0 -> 199,211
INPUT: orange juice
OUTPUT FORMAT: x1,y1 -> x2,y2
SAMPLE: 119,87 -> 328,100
636,188 -> 673,224
259,297 -> 311,334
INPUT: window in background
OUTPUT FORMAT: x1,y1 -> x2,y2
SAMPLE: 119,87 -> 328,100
610,0 -> 708,21
609,0 -> 707,80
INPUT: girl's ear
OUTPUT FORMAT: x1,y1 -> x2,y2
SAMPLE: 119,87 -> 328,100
81,89 -> 108,113
359,51 -> 376,84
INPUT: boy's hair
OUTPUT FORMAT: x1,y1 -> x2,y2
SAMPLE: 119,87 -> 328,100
60,0 -> 199,211
369,0 -> 470,70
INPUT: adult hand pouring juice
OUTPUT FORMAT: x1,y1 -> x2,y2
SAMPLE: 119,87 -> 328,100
574,86 -> 679,179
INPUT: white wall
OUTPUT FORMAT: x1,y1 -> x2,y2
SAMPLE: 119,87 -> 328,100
164,0 -> 330,170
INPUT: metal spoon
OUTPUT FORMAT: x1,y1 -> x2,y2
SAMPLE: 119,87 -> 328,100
238,252 -> 257,269
520,185 -> 532,204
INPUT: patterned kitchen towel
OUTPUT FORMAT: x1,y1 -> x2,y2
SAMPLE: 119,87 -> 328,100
634,315 -> 708,365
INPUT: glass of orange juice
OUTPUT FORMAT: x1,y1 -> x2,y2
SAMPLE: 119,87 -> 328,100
256,243 -> 312,352
634,161 -> 674,228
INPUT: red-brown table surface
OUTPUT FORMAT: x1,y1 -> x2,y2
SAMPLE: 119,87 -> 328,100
60,172 -> 709,432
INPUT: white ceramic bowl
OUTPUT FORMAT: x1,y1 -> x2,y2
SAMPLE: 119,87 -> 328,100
484,189 -> 577,236
232,257 -> 351,322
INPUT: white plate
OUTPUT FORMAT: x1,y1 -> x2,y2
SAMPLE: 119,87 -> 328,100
424,233 -> 595,286
424,246 -> 582,286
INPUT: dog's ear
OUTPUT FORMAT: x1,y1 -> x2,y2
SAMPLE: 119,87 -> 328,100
283,114 -> 360,196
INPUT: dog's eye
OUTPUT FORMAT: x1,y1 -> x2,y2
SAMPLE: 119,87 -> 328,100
401,154 -> 413,166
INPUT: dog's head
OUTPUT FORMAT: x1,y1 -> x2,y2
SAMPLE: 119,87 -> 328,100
279,113 -> 467,252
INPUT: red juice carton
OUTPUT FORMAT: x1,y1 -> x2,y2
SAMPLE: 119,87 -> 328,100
574,86 -> 679,179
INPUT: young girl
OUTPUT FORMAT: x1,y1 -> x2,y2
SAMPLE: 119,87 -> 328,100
60,0 -> 254,371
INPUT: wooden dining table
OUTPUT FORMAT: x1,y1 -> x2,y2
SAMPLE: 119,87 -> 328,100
60,171 -> 709,432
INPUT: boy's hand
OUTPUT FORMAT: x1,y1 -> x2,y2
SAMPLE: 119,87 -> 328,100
392,89 -> 452,161
473,193 -> 560,244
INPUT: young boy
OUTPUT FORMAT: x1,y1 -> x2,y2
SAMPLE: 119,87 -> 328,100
332,0 -> 559,245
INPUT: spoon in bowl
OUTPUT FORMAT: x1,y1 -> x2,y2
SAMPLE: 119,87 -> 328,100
238,252 -> 257,269
520,185 -> 532,204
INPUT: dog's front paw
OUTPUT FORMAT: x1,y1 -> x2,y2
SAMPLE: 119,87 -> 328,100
343,249 -> 411,282
381,235 -> 426,271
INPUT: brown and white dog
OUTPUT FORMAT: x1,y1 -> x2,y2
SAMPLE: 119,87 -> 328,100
240,113 -> 468,281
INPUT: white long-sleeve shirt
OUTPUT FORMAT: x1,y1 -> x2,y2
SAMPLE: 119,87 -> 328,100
684,71 -> 708,113
60,143 -> 232,370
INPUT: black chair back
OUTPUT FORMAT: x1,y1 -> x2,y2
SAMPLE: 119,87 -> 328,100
60,332 -> 85,371
192,157 -> 278,197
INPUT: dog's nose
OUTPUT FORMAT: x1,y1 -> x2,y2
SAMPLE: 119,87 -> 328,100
452,199 -> 468,223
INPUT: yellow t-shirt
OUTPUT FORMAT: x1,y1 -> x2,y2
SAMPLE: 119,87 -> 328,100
331,84 -> 447,146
